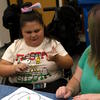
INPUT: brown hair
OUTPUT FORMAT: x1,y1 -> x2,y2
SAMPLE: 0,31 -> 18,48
88,5 -> 100,79
19,2 -> 54,40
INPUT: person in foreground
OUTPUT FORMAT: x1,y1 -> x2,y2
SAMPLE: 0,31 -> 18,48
0,2 -> 73,93
56,5 -> 100,99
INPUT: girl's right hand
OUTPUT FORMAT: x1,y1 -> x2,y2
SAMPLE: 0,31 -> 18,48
56,86 -> 72,99
14,63 -> 28,73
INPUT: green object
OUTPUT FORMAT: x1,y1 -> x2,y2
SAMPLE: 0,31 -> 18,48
78,46 -> 100,94
40,73 -> 44,80
32,75 -> 38,82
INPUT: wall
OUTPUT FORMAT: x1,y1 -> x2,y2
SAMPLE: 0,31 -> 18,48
0,0 -> 10,47
59,0 -> 63,7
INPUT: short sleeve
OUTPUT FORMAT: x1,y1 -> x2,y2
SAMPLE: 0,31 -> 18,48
2,42 -> 15,63
78,45 -> 90,70
53,40 -> 68,56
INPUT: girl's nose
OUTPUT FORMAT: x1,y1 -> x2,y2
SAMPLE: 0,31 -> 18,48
31,32 -> 36,37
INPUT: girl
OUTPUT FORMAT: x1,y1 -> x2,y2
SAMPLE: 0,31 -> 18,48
0,2 -> 73,93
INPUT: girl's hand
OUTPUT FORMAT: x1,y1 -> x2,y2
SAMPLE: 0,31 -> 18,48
14,63 -> 28,73
47,46 -> 58,61
73,94 -> 100,100
47,53 -> 58,61
56,86 -> 72,99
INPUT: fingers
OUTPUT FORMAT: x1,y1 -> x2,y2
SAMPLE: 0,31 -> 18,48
47,54 -> 58,61
56,86 -> 66,98
56,86 -> 71,99
15,63 -> 28,73
73,96 -> 83,100
73,95 -> 88,100
47,55 -> 54,61
64,91 -> 71,99
19,63 -> 28,71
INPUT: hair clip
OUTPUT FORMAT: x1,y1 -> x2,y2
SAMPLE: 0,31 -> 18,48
21,2 -> 41,13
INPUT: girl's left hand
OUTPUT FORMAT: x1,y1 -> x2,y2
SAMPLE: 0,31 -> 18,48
47,46 -> 58,61
47,54 -> 58,61
73,94 -> 100,100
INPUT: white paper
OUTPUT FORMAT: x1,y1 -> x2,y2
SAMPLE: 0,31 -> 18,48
1,87 -> 53,100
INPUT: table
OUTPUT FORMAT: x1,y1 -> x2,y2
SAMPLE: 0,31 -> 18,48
0,84 -> 72,100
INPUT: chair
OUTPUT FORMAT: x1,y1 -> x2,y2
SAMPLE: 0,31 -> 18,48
46,5 -> 81,56
44,5 -> 81,80
2,4 -> 21,42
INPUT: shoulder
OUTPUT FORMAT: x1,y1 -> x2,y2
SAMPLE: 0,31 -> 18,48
14,39 -> 23,45
45,37 -> 60,46
82,45 -> 91,56
6,39 -> 23,51
13,39 -> 24,48
78,45 -> 91,69
81,45 -> 91,59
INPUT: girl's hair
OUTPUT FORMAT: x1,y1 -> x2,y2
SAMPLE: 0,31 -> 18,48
20,2 -> 43,28
19,2 -> 54,40
88,5 -> 100,79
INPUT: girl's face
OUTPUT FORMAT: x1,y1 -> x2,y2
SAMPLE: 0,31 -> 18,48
21,21 -> 44,47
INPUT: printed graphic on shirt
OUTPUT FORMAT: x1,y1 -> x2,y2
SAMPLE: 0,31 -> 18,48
15,51 -> 52,83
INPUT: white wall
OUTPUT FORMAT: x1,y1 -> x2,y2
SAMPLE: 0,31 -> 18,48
59,0 -> 63,7
0,0 -> 10,47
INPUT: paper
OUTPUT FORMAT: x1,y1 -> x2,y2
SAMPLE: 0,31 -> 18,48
1,87 -> 52,100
